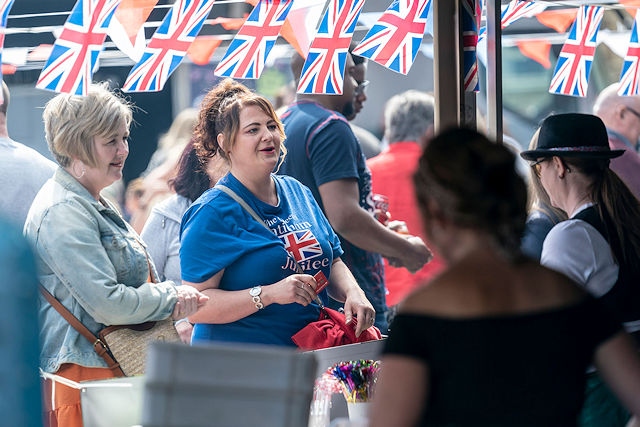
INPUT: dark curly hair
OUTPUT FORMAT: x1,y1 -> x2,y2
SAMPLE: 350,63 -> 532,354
192,78 -> 286,169
413,127 -> 527,260
169,140 -> 212,202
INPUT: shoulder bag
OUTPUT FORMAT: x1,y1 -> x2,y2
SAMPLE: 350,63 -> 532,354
216,184 -> 382,351
40,248 -> 180,377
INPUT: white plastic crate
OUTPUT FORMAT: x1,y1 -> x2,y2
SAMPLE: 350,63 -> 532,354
80,375 -> 145,427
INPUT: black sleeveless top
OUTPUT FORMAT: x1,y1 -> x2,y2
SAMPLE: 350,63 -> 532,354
574,206 -> 640,330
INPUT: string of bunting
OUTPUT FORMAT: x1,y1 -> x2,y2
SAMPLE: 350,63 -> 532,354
2,0 -> 640,97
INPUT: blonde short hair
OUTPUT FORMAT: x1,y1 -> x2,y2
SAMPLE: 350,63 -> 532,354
43,83 -> 133,167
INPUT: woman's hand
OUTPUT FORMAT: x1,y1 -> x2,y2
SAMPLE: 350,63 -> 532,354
343,286 -> 376,337
171,286 -> 209,321
265,274 -> 318,307
174,320 -> 194,344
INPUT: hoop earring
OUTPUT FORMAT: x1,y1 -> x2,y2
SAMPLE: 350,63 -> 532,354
72,161 -> 86,179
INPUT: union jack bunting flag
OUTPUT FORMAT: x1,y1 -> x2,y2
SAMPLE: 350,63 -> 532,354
479,0 -> 548,40
0,0 -> 14,101
351,0 -> 430,75
618,11 -> 640,96
215,0 -> 293,79
36,0 -> 120,95
297,0 -> 366,95
461,0 -> 481,92
549,5 -> 603,97
282,230 -> 322,262
123,0 -> 214,92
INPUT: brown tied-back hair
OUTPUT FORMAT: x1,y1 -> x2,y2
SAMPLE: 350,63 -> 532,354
193,78 -> 287,169
561,156 -> 640,278
413,127 -> 528,260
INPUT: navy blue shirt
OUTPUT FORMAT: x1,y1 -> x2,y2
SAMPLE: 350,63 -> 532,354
279,100 -> 387,331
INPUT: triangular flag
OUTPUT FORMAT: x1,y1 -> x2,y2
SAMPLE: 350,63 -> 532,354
297,0 -> 366,95
618,10 -> 640,96
516,39 -> 551,69
109,0 -> 157,62
1,63 -> 15,75
123,0 -> 215,93
2,47 -> 28,66
536,8 -> 577,33
36,0 -> 122,95
619,0 -> 640,18
215,0 -> 294,79
352,0 -> 430,75
549,5 -> 603,97
187,35 -> 223,65
280,0 -> 325,58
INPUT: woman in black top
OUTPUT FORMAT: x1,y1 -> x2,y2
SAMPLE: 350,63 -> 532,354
369,127 -> 640,427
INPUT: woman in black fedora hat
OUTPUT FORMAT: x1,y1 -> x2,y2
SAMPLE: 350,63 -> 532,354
521,112 -> 640,427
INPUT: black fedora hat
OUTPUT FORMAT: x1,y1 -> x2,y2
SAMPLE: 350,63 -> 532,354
520,113 -> 624,161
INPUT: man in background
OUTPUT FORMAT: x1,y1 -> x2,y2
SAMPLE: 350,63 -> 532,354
279,52 -> 431,332
367,90 -> 444,313
349,53 -> 382,159
593,83 -> 640,199
0,82 -> 56,227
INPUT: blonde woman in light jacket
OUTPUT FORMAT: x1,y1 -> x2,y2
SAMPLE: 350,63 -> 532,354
24,83 -> 208,427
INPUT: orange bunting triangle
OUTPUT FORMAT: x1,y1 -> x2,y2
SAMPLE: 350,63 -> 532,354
535,9 -> 577,33
187,36 -> 223,66
281,19 -> 304,58
619,0 -> 640,17
115,0 -> 158,44
516,39 -> 551,69
1,64 -> 16,75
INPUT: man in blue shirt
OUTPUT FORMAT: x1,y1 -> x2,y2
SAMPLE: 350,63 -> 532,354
278,52 -> 431,332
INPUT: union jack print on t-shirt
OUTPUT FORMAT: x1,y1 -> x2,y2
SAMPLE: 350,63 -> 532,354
282,230 -> 322,262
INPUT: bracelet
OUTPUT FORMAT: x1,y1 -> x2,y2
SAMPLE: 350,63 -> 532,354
174,318 -> 192,327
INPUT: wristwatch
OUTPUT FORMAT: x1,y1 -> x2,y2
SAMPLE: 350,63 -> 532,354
249,286 -> 264,310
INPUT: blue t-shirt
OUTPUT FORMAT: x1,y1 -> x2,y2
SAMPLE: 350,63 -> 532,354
180,173 -> 343,346
279,100 -> 387,320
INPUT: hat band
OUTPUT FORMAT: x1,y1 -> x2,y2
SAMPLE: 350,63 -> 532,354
546,146 -> 611,153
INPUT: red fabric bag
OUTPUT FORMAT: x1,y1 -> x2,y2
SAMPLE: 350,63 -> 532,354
292,307 -> 382,351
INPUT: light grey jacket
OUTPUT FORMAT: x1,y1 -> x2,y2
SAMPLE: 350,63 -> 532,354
140,194 -> 192,284
24,168 -> 178,373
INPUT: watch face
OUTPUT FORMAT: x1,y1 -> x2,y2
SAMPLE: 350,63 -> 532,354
249,286 -> 261,296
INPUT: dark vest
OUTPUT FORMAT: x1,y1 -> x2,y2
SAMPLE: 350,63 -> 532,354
574,206 -> 640,335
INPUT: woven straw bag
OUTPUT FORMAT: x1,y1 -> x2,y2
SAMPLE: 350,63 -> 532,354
99,318 -> 180,376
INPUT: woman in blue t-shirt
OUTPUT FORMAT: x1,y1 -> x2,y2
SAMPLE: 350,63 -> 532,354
179,79 -> 375,347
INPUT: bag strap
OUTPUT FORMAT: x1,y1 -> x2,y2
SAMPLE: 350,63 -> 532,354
38,285 -> 124,376
216,184 -> 325,308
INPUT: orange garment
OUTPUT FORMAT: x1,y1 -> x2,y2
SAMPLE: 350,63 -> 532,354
367,142 -> 445,306
42,363 -> 118,427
